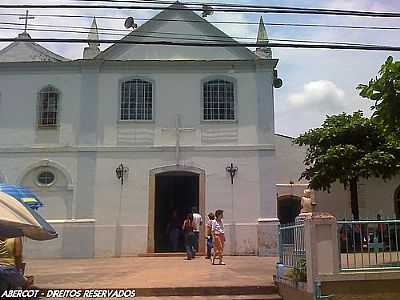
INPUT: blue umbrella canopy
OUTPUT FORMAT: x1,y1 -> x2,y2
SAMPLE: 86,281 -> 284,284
0,191 -> 57,240
0,184 -> 43,210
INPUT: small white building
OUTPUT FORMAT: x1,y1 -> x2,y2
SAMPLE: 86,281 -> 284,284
0,3 -> 282,257
274,134 -> 400,223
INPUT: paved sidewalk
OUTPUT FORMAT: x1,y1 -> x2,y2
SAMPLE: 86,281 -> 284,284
26,256 -> 277,289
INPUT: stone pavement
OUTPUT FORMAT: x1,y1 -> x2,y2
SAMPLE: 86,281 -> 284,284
26,256 -> 277,289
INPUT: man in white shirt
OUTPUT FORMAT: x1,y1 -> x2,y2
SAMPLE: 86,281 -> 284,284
192,207 -> 202,255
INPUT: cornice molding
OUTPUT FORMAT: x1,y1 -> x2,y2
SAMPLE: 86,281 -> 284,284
0,59 -> 278,73
0,144 -> 275,153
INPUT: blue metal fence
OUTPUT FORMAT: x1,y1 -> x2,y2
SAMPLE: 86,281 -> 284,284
337,219 -> 400,271
278,222 -> 305,268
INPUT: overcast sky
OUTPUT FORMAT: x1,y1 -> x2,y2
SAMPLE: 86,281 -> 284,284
1,0 -> 399,137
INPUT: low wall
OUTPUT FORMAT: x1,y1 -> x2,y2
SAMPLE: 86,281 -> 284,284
24,219 -> 275,258
24,219 -> 96,258
276,280 -> 312,300
277,214 -> 400,299
321,279 -> 400,300
318,272 -> 400,300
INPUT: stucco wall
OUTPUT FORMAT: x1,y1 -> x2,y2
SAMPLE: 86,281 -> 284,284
273,134 -> 307,184
16,147 -> 275,257
0,60 -> 278,257
0,61 -> 275,147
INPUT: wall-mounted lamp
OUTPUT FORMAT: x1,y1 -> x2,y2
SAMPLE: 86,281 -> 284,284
116,163 -> 129,185
226,163 -> 238,185
273,70 -> 283,88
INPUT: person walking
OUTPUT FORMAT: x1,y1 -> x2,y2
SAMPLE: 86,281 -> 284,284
182,213 -> 195,260
205,212 -> 215,259
211,210 -> 225,265
192,207 -> 203,256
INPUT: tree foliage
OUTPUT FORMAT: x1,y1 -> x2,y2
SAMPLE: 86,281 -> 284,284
294,112 -> 400,219
358,56 -> 400,136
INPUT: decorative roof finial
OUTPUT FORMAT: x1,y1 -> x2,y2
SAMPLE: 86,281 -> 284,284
256,16 -> 272,59
83,17 -> 100,59
88,17 -> 100,49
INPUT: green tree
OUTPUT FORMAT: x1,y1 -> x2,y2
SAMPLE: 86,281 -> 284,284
294,112 -> 400,220
358,56 -> 400,137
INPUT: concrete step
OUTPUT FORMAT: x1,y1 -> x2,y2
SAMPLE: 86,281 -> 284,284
135,295 -> 282,300
138,252 -> 205,257
135,285 -> 278,297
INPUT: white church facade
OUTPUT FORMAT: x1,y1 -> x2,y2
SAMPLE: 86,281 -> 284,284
0,4 -> 282,257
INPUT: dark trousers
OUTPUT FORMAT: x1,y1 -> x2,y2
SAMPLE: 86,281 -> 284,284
206,235 -> 213,258
194,231 -> 200,252
0,267 -> 25,289
184,231 -> 195,259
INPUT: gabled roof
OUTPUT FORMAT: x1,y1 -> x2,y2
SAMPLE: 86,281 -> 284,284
0,33 -> 68,63
97,2 -> 257,61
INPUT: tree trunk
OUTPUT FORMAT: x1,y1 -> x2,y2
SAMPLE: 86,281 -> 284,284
350,179 -> 359,220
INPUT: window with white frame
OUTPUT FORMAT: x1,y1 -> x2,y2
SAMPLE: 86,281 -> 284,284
203,79 -> 235,121
38,86 -> 59,128
120,79 -> 153,121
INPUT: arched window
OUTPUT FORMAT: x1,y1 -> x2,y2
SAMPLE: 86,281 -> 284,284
120,79 -> 153,121
38,86 -> 59,128
203,79 -> 235,121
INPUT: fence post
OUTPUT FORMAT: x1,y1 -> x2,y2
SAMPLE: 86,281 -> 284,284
304,213 -> 340,294
278,224 -> 282,263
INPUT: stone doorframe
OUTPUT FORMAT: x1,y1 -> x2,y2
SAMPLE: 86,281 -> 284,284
147,165 -> 206,254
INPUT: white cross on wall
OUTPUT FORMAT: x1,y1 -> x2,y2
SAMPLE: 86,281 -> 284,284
19,10 -> 35,33
162,114 -> 194,165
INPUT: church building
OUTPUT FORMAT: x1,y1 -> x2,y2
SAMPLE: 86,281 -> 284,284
0,3 -> 281,257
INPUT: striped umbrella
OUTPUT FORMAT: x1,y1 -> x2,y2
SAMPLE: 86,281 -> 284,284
0,184 -> 43,210
0,191 -> 57,240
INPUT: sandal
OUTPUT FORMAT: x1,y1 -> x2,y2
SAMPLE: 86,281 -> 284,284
24,276 -> 34,288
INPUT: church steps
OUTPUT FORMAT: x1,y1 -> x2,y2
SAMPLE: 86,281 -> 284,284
134,295 -> 282,300
138,252 -> 204,257
135,285 -> 279,297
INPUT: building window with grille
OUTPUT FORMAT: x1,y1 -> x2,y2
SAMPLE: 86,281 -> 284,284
120,79 -> 153,121
38,86 -> 59,128
203,79 -> 235,121
37,170 -> 56,186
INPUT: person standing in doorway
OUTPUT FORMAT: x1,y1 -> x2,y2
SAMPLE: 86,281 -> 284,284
211,210 -> 225,265
205,212 -> 215,259
182,213 -> 195,260
167,210 -> 180,252
192,207 -> 203,256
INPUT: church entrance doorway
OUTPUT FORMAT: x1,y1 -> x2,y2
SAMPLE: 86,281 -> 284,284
154,171 -> 199,252
147,166 -> 205,254
277,195 -> 301,224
